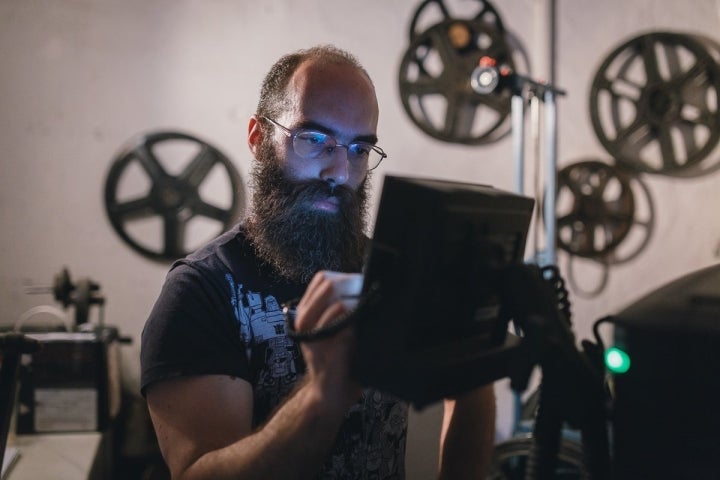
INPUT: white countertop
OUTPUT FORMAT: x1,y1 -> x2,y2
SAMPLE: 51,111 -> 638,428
4,432 -> 102,480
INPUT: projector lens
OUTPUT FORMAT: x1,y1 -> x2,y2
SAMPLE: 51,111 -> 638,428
605,347 -> 631,374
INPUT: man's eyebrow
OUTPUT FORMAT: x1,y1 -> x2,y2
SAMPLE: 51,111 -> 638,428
298,120 -> 379,144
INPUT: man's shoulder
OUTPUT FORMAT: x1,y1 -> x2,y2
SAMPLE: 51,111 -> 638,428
186,222 -> 246,258
173,223 -> 254,273
168,223 -> 292,294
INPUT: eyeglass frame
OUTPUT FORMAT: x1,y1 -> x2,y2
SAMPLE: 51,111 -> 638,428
261,116 -> 387,171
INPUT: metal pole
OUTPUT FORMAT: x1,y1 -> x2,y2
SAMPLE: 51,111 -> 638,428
529,94 -> 542,264
512,94 -> 525,195
542,89 -> 558,267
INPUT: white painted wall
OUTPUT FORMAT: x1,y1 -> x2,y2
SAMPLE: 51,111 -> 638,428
2,0 -> 719,476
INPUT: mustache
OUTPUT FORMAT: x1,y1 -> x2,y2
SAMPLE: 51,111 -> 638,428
262,168 -> 360,218
286,180 -> 355,209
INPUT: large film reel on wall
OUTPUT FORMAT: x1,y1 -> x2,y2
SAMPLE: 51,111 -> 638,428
398,0 -> 529,144
590,31 -> 720,176
104,131 -> 245,262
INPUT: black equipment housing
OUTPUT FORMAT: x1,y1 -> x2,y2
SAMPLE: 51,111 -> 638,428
609,263 -> 720,479
352,175 -> 534,407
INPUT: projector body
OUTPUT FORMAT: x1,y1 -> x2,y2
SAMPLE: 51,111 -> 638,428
610,263 -> 720,479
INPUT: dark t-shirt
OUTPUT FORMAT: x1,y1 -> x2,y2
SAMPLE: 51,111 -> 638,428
140,224 -> 408,479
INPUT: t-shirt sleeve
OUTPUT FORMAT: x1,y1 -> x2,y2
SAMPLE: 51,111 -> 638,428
140,262 -> 250,396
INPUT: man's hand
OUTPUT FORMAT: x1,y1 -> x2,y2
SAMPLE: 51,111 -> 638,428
294,271 -> 364,406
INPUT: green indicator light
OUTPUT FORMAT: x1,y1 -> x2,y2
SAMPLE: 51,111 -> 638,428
605,347 -> 631,374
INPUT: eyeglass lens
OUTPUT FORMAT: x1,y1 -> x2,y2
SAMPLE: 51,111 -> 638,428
293,131 -> 383,169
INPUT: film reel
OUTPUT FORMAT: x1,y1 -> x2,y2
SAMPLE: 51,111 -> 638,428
556,161 -> 636,259
104,131 -> 244,262
398,0 -> 528,144
589,31 -> 720,176
556,160 -> 655,297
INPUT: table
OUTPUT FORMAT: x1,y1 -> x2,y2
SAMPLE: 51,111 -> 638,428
5,432 -> 107,480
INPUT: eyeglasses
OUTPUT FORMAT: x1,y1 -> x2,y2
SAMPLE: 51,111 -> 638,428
263,116 -> 387,171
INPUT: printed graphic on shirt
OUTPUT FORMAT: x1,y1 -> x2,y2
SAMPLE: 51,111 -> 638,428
225,274 -> 301,422
332,391 -> 408,479
225,274 -> 408,479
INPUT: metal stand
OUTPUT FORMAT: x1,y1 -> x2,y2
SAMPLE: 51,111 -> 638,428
506,72 -> 567,437
509,75 -> 566,267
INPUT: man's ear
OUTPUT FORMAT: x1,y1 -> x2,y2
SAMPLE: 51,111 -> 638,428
248,115 -> 262,155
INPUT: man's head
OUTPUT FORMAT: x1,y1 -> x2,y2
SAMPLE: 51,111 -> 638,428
245,45 -> 382,283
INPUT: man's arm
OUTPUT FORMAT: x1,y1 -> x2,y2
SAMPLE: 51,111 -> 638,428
438,383 -> 497,480
146,374 -> 354,480
146,271 -> 363,480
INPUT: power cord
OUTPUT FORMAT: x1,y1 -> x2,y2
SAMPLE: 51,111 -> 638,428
540,264 -> 572,325
282,299 -> 358,342
282,284 -> 383,342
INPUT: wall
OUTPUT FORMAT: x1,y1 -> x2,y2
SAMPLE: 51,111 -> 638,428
1,0 -> 719,476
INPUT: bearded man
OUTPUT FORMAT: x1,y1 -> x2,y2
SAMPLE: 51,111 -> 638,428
140,45 -> 496,480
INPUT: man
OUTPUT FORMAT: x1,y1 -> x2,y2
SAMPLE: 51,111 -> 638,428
141,45 -> 495,480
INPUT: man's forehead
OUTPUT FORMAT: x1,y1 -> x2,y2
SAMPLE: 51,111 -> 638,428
282,61 -> 379,133
287,61 -> 375,104
293,58 -> 370,86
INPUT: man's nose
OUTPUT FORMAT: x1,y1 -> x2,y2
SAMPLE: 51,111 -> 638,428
320,146 -> 350,185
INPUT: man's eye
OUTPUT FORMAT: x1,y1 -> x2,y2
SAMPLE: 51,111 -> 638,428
349,143 -> 372,157
297,131 -> 328,146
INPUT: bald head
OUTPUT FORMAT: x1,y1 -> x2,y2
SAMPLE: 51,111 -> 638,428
255,45 -> 377,122
284,59 -> 379,133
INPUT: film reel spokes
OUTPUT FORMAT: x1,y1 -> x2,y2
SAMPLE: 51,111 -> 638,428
590,32 -> 720,176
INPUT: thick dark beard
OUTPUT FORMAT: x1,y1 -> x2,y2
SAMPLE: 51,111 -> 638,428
245,139 -> 370,284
